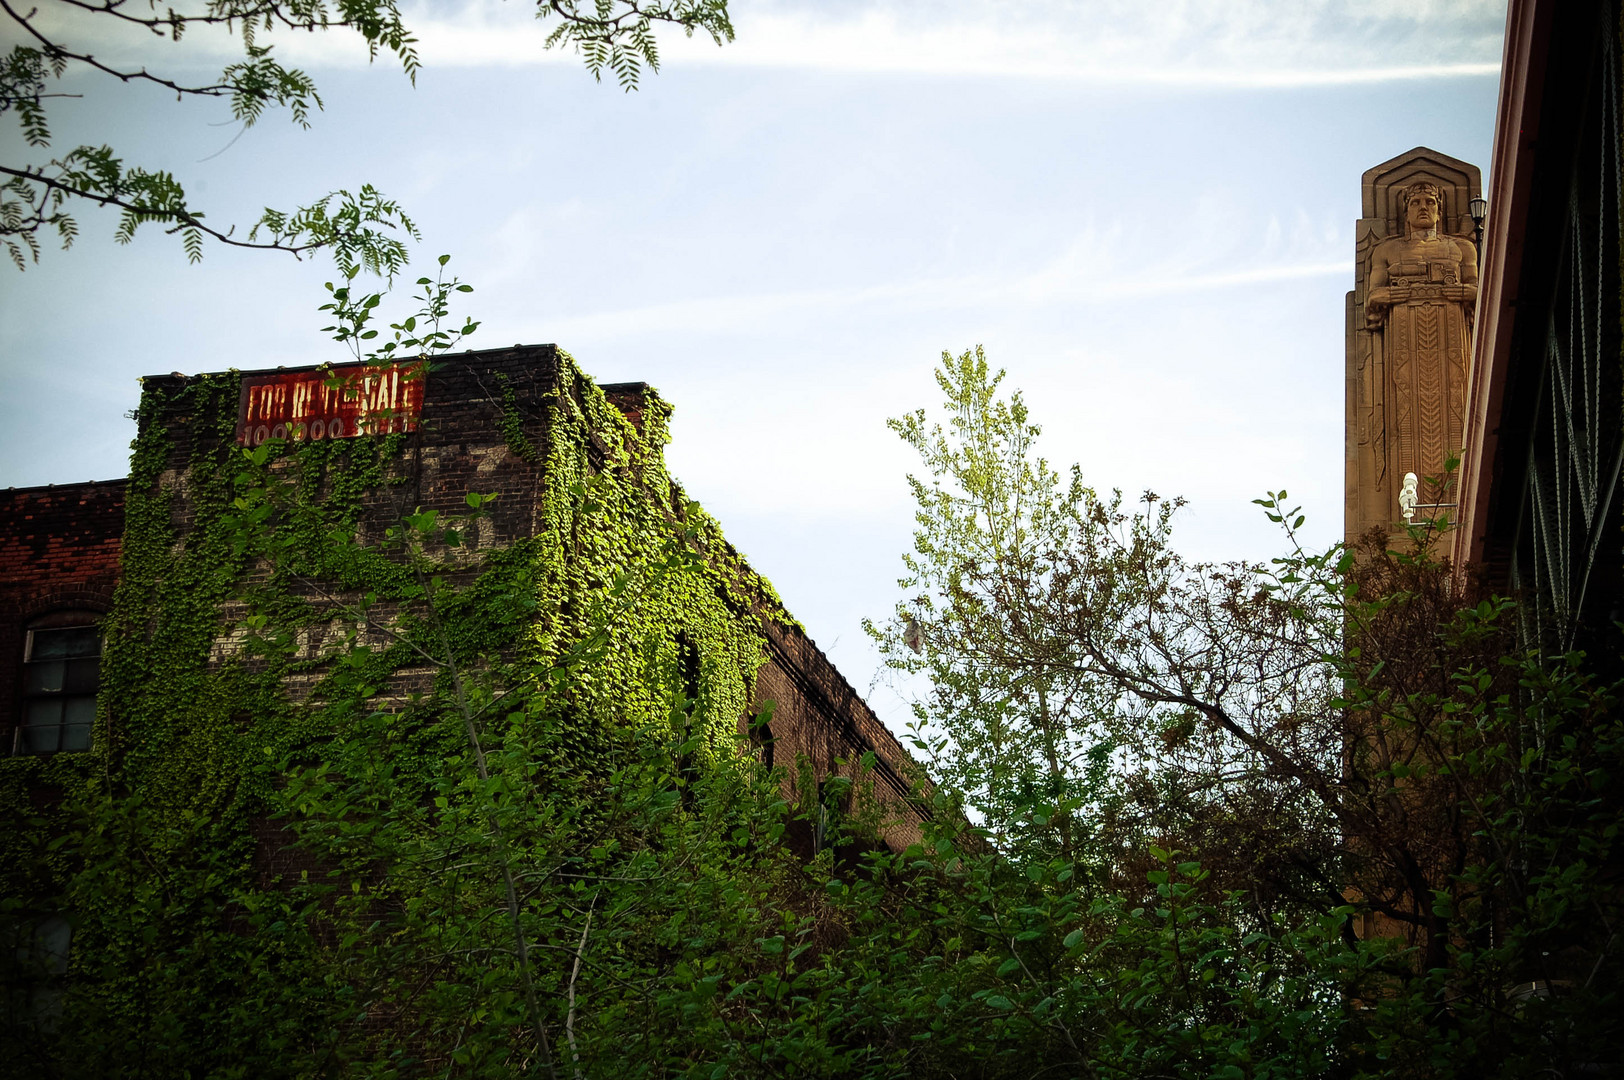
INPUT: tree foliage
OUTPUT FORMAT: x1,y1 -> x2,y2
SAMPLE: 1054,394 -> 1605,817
0,0 -> 734,271
862,346 -> 1123,857
864,347 -> 1624,1075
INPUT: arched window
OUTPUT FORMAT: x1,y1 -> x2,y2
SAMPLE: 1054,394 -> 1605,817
15,614 -> 101,755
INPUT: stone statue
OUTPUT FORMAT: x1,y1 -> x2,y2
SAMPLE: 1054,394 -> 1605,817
1346,152 -> 1481,546
1365,182 -> 1477,519
1365,182 -> 1479,331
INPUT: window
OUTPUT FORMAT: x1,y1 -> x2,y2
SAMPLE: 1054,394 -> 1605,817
16,621 -> 101,755
5,915 -> 71,1030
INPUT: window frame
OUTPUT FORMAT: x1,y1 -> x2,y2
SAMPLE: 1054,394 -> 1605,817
13,616 -> 102,757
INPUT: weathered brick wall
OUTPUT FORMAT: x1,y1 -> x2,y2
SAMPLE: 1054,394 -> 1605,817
0,480 -> 126,752
752,620 -> 930,853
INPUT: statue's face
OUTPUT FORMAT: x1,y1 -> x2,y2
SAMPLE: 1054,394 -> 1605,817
1407,192 -> 1440,231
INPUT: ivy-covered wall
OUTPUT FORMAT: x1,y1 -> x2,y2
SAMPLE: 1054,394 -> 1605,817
112,345 -> 789,792
0,345 -> 818,1072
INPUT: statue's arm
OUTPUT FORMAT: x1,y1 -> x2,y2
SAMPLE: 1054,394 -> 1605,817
1456,236 -> 1479,303
1367,247 -> 1392,328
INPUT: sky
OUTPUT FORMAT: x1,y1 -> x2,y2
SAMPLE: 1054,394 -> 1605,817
0,0 -> 1507,730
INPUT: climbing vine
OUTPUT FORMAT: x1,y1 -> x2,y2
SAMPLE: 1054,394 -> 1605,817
0,265 -> 811,1077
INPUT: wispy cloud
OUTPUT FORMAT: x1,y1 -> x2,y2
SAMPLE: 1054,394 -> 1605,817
537,254 -> 1349,343
37,0 -> 1504,88
401,2 -> 1504,87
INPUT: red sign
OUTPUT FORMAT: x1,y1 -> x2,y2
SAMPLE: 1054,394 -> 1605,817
236,362 -> 425,446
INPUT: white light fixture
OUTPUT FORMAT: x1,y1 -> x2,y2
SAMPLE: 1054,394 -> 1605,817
1400,472 -> 1419,522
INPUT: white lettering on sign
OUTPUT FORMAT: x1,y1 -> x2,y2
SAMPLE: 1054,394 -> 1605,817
236,363 -> 424,446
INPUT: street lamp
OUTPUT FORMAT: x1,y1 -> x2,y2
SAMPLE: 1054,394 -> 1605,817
1469,195 -> 1488,255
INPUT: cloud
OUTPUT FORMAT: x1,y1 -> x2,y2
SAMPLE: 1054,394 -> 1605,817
399,0 -> 1504,87
24,0 -> 1504,89
534,252 -> 1349,344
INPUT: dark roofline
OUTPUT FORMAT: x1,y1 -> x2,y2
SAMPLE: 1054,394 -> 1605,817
140,342 -> 563,384
2,478 -> 130,495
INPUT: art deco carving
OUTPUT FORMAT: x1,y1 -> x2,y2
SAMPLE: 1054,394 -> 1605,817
1346,148 -> 1482,547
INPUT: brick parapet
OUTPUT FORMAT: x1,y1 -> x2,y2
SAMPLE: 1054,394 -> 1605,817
138,348 -> 563,551
0,480 -> 127,589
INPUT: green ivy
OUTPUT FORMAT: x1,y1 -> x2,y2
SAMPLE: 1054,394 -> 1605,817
494,371 -> 539,464
0,349 -> 805,1077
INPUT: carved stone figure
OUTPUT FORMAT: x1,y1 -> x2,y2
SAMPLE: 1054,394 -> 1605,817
1368,181 -> 1478,498
1346,150 -> 1482,547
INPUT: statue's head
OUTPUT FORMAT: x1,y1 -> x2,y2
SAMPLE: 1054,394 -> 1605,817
1403,181 -> 1443,235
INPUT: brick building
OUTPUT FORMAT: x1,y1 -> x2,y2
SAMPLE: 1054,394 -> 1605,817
0,345 -> 927,849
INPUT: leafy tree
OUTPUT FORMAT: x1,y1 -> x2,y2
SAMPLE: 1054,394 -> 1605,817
1,0 -> 734,271
862,346 -> 1124,859
866,347 -> 1624,1076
